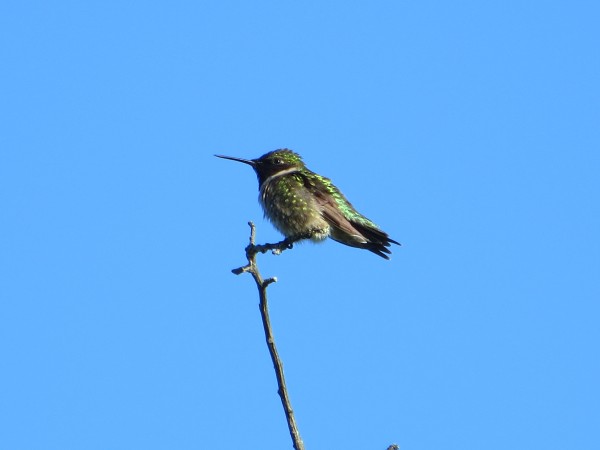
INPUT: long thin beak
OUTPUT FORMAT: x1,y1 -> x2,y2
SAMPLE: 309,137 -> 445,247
215,154 -> 256,167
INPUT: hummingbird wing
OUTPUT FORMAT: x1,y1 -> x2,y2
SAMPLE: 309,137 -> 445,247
300,172 -> 399,259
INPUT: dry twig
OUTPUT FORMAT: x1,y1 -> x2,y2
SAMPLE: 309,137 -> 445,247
232,222 -> 305,450
231,222 -> 398,450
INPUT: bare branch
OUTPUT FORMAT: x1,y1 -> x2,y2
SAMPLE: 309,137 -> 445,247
232,222 -> 312,275
231,222 -> 305,450
231,222 -> 398,450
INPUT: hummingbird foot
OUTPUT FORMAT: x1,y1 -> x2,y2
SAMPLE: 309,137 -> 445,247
248,236 -> 295,256
246,231 -> 315,256
232,222 -> 305,275
280,229 -> 324,248
233,223 -> 324,276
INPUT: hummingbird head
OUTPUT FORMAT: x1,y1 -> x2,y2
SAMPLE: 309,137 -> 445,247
215,149 -> 306,187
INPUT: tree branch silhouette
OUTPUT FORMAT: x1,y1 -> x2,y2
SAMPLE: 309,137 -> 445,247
231,222 -> 305,450
231,221 -> 398,450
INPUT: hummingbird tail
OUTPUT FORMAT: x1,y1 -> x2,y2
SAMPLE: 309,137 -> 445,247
352,222 -> 401,260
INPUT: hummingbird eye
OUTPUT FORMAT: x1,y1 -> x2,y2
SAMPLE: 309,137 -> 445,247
274,157 -> 284,165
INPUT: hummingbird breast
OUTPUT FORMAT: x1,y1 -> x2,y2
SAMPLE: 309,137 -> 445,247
259,172 -> 330,241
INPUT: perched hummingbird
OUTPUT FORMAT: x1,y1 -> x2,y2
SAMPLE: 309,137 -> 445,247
215,149 -> 400,259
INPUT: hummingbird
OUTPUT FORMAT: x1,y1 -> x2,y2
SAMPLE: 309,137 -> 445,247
215,149 -> 400,259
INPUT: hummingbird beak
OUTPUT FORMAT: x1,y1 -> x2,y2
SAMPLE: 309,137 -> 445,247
215,154 -> 257,167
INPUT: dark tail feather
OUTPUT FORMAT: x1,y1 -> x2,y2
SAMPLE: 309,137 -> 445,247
366,244 -> 393,260
352,222 -> 401,259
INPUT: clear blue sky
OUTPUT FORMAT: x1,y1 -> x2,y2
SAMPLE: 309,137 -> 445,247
1,1 -> 598,449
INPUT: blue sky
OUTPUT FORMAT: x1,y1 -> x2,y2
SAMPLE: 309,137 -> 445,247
1,1 -> 599,449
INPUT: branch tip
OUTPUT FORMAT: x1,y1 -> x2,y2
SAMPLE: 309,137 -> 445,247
231,265 -> 249,275
264,277 -> 278,286
229,223 -> 305,450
